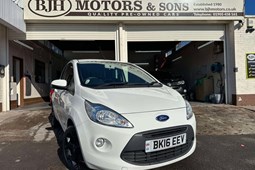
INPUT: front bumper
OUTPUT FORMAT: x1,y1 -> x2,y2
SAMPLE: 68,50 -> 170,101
76,108 -> 196,170
121,125 -> 194,166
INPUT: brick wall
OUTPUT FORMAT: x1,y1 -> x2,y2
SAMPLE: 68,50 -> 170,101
233,18 -> 255,105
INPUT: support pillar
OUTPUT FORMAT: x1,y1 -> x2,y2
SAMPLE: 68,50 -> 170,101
224,22 -> 236,104
117,23 -> 128,62
0,25 -> 10,111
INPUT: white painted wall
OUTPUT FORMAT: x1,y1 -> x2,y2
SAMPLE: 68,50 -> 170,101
0,0 -> 25,33
234,18 -> 255,94
0,25 -> 10,111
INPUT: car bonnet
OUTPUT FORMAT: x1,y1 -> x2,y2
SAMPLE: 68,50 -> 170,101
81,86 -> 185,114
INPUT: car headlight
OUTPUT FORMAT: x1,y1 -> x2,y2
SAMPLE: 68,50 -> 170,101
185,100 -> 193,120
85,100 -> 133,128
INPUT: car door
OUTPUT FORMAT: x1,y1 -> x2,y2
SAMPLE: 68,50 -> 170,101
58,63 -> 75,129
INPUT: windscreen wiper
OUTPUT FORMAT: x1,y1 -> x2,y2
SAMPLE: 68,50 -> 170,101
149,81 -> 162,87
95,81 -> 162,88
125,82 -> 162,87
95,82 -> 128,88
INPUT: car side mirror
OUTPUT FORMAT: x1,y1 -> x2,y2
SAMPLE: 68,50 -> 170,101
51,79 -> 67,90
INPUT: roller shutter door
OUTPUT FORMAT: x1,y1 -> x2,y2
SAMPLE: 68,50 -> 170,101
24,23 -> 117,40
126,24 -> 225,41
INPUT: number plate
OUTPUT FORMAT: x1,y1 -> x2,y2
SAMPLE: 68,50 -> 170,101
145,133 -> 186,153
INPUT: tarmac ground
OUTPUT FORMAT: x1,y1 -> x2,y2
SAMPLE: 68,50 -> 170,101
0,102 -> 255,170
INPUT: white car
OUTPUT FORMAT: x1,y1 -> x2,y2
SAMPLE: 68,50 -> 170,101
51,59 -> 196,170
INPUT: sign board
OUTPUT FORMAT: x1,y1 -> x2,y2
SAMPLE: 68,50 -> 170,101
245,0 -> 255,16
246,53 -> 255,79
24,0 -> 244,21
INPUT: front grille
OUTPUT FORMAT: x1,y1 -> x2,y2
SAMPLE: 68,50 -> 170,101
121,125 -> 194,165
142,127 -> 187,138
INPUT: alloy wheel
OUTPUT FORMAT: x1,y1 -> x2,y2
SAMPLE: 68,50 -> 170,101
62,126 -> 86,170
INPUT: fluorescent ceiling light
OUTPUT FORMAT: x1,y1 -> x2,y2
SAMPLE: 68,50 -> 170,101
135,50 -> 161,53
172,56 -> 182,62
134,62 -> 150,66
197,41 -> 214,50
165,50 -> 172,57
72,51 -> 100,54
13,40 -> 33,51
60,40 -> 95,41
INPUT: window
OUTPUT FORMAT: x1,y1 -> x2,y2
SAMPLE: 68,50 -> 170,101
61,63 -> 74,95
35,60 -> 45,83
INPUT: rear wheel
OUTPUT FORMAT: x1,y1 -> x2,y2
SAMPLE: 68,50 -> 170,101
62,126 -> 87,170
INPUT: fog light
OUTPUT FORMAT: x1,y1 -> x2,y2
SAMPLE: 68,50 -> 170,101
95,138 -> 105,147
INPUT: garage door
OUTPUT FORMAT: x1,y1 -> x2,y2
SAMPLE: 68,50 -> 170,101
14,23 -> 117,40
126,24 -> 225,41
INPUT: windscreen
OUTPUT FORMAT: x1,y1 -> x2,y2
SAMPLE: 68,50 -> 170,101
77,61 -> 161,89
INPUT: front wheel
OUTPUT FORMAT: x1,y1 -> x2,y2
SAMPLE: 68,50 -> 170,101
49,112 -> 60,128
62,126 -> 87,170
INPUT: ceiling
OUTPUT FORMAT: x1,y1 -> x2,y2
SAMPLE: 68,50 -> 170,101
50,40 -> 178,52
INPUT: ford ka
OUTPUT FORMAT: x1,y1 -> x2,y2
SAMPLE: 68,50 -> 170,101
51,59 -> 196,170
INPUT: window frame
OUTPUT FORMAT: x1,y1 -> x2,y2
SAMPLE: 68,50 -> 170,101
61,63 -> 75,95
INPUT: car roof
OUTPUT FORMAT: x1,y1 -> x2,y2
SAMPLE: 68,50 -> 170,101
75,59 -> 133,65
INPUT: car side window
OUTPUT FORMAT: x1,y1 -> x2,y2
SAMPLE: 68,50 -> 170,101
61,63 -> 75,95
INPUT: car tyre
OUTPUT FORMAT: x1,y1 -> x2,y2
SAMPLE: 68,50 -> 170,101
62,126 -> 88,170
49,112 -> 60,128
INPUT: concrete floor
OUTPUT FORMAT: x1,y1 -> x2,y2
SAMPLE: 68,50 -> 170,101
0,102 -> 255,170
